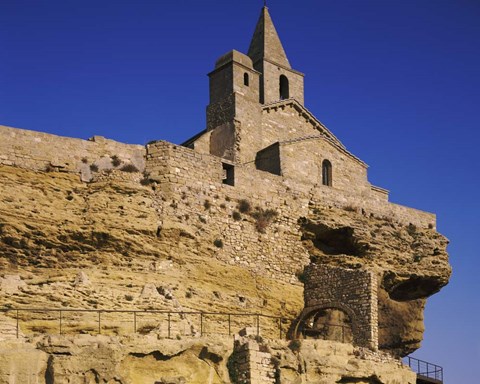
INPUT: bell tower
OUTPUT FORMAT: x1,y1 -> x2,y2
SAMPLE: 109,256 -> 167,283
247,6 -> 304,105
205,50 -> 262,162
202,6 -> 305,164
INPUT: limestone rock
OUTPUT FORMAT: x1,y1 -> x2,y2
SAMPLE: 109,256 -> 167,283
0,274 -> 26,294
0,340 -> 48,384
141,283 -> 161,299
0,162 -> 448,379
0,313 -> 24,341
0,333 -> 419,384
74,271 -> 90,287
79,162 -> 92,182
299,205 -> 451,356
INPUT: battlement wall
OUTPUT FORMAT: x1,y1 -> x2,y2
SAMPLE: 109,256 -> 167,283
0,125 -> 145,174
146,141 -> 434,228
309,182 -> 436,229
145,140 -> 435,229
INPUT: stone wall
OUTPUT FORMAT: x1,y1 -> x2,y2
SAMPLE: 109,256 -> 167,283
0,125 -> 437,283
279,137 -> 370,194
144,140 -> 435,285
230,329 -> 275,384
255,142 -> 281,175
0,125 -> 145,176
146,140 -> 223,188
262,60 -> 304,105
208,50 -> 259,105
145,140 -> 310,284
206,93 -> 262,164
308,182 -> 436,229
207,94 -> 237,132
302,265 -> 378,350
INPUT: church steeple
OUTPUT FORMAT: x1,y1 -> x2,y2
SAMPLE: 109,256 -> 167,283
247,6 -> 304,105
248,6 -> 291,69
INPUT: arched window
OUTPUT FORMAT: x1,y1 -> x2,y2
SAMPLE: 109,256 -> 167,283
279,75 -> 289,99
322,160 -> 332,186
244,73 -> 249,86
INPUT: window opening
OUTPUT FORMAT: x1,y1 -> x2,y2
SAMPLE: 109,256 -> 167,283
280,75 -> 289,99
322,160 -> 332,186
244,73 -> 249,86
222,163 -> 235,186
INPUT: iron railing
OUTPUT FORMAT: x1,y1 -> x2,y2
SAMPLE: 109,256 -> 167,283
301,323 -> 352,343
0,308 -> 292,339
404,356 -> 443,383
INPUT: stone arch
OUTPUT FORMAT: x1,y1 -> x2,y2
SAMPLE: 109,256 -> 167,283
293,302 -> 360,344
300,265 -> 378,349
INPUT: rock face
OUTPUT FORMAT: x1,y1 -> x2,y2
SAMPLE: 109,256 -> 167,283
0,156 -> 450,382
0,334 -> 417,384
0,7 -> 451,382
0,7 -> 451,384
0,340 -> 48,383
299,206 -> 450,357
0,274 -> 26,294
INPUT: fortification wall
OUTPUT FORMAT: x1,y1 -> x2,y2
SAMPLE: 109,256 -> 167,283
146,141 -> 310,284
145,141 -> 435,284
0,125 -> 145,175
0,126 -> 436,282
308,183 -> 436,229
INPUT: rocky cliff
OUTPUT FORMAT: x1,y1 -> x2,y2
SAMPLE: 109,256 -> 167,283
0,163 -> 451,383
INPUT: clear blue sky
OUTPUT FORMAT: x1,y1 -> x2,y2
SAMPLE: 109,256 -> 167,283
1,1 -> 479,381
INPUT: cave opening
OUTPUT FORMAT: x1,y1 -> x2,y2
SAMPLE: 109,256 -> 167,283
303,224 -> 364,256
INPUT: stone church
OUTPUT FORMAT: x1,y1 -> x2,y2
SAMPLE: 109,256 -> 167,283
184,6 -> 373,199
0,5 -> 450,384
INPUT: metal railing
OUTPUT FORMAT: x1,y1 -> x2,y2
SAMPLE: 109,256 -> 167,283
301,323 -> 352,343
404,356 -> 443,382
0,308 -> 292,340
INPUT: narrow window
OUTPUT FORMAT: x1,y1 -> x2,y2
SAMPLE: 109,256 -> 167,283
279,75 -> 289,99
322,160 -> 332,186
222,163 -> 235,186
244,73 -> 249,86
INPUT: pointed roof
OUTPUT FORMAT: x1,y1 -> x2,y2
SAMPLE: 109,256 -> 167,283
247,6 -> 291,68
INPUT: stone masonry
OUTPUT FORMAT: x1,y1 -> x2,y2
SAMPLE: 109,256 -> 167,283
299,265 -> 378,350
0,127 -> 437,286
0,4 -> 451,383
0,125 -> 145,181
230,329 -> 276,384
143,139 -> 436,285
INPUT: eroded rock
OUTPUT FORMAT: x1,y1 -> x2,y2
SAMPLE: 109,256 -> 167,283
0,274 -> 26,294
299,206 -> 451,357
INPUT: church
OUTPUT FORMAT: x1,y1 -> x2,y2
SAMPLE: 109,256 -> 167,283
0,5 -> 450,384
183,5 -> 380,201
